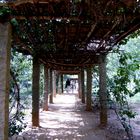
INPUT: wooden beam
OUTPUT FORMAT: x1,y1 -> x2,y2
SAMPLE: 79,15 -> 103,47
58,70 -> 80,74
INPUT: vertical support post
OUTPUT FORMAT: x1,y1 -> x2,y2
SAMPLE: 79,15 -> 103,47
78,73 -> 82,98
57,74 -> 62,94
49,69 -> 53,103
43,66 -> 49,111
0,23 -> 11,140
99,55 -> 107,126
61,74 -> 63,93
53,70 -> 56,97
86,66 -> 92,111
32,56 -> 40,127
81,69 -> 85,103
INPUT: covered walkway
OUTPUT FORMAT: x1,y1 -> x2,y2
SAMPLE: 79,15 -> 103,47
1,0 -> 140,139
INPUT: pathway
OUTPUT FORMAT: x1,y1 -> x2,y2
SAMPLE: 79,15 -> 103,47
9,93 -> 128,140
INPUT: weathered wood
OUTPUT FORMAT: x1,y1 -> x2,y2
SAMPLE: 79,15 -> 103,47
49,69 -> 53,103
32,56 -> 40,126
99,55 -> 107,126
86,67 -> 92,111
0,23 -> 11,140
81,69 -> 85,104
43,66 -> 49,111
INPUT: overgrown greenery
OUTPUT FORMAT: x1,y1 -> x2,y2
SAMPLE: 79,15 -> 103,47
8,27 -> 140,139
107,36 -> 140,139
9,49 -> 32,137
109,51 -> 140,140
92,33 -> 140,139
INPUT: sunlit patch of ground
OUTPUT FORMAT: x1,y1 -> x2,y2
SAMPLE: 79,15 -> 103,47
9,92 -> 140,140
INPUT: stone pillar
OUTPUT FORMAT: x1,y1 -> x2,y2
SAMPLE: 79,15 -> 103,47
81,69 -> 85,103
53,71 -> 56,97
86,66 -> 92,111
99,55 -> 107,126
32,56 -> 40,127
0,23 -> 11,140
61,74 -> 63,93
57,74 -> 62,94
43,66 -> 49,111
49,69 -> 53,103
78,73 -> 82,98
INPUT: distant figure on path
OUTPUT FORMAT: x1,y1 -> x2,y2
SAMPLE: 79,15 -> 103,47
65,79 -> 71,93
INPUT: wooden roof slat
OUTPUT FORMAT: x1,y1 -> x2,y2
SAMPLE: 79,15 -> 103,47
1,0 -> 140,70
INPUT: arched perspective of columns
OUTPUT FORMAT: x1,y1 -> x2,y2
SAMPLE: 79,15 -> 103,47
0,23 -> 108,140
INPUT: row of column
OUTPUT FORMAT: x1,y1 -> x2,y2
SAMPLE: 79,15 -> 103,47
0,23 -> 107,140
32,57 -> 107,128
79,58 -> 107,126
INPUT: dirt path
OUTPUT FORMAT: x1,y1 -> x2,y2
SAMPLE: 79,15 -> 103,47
10,93 -> 109,140
10,93 -> 140,140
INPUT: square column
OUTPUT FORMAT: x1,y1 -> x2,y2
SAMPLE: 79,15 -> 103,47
43,66 -> 49,111
53,70 -> 56,97
32,56 -> 40,126
0,23 -> 11,140
49,69 -> 53,103
86,66 -> 92,111
99,54 -> 107,126
81,68 -> 85,103
78,73 -> 82,99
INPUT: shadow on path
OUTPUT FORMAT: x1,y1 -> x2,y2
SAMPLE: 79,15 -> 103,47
10,94 -> 109,140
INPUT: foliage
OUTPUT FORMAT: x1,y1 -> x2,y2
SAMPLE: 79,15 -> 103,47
0,6 -> 11,21
109,50 -> 140,140
9,49 -> 32,137
91,33 -> 140,139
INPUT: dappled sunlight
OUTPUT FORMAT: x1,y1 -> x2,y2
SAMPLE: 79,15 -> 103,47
15,94 -> 108,140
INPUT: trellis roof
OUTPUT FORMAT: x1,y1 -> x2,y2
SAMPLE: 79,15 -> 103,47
1,0 -> 140,70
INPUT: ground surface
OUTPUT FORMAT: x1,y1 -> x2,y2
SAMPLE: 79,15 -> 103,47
9,93 -> 140,140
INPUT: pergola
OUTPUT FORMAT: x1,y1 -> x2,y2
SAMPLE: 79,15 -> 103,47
0,0 -> 140,139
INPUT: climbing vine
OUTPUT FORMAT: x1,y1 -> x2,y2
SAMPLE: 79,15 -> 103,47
9,49 -> 32,137
109,50 -> 140,140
